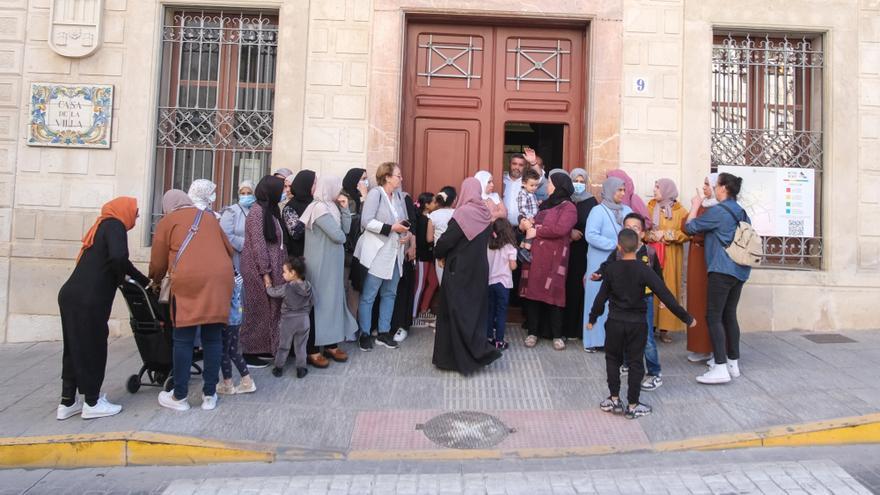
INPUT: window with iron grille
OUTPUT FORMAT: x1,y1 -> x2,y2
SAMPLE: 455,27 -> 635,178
152,10 -> 278,227
711,33 -> 823,269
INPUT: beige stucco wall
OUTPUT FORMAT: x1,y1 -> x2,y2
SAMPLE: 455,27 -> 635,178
0,0 -> 876,342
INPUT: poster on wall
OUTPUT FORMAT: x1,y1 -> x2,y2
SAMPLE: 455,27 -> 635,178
717,165 -> 815,238
28,83 -> 113,149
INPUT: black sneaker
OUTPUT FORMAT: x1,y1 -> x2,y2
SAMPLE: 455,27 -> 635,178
599,396 -> 624,415
245,354 -> 270,369
625,402 -> 653,419
271,367 -> 283,377
358,335 -> 374,351
376,333 -> 399,349
296,367 -> 308,379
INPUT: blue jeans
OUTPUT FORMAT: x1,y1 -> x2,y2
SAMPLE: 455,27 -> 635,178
172,323 -> 222,400
486,283 -> 510,341
644,295 -> 661,376
358,264 -> 400,334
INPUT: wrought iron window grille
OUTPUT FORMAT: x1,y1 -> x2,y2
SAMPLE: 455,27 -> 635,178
417,35 -> 482,88
711,33 -> 824,269
506,38 -> 571,92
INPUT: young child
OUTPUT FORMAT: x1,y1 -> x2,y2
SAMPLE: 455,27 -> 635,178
587,229 -> 694,419
217,271 -> 256,395
413,192 -> 439,327
516,168 -> 542,260
487,218 -> 518,350
266,257 -> 314,378
426,186 -> 456,282
592,213 -> 664,391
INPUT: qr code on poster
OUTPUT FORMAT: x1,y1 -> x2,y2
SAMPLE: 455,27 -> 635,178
788,219 -> 805,236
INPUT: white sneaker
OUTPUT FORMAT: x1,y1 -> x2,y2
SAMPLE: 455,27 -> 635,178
696,363 -> 731,384
235,376 -> 256,394
727,359 -> 741,378
688,352 -> 712,362
201,393 -> 218,411
393,328 -> 408,342
56,397 -> 82,420
158,390 -> 190,411
81,394 -> 122,419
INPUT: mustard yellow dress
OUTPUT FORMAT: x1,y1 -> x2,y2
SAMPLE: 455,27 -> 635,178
647,200 -> 689,332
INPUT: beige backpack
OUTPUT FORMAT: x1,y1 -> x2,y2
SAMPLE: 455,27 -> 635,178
717,203 -> 762,268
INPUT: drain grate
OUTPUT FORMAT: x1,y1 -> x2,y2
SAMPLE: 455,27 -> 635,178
417,411 -> 513,449
803,333 -> 857,344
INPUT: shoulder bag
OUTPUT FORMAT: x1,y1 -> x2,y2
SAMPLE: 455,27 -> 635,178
158,209 -> 205,304
717,203 -> 762,268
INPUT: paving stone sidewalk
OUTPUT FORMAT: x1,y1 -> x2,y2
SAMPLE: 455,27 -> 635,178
1,326 -> 880,453
162,460 -> 873,494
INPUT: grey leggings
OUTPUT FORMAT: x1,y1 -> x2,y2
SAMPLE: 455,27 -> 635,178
221,325 -> 249,380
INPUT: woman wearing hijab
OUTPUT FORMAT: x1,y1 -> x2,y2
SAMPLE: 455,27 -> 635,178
56,197 -> 148,420
220,180 -> 255,272
583,177 -> 633,352
564,168 -> 599,339
341,168 -> 369,316
283,170 -> 316,257
607,169 -> 651,228
150,190 -> 234,411
685,173 -> 719,362
646,178 -> 690,343
474,170 -> 508,221
432,177 -> 502,374
520,172 -> 579,350
239,176 -> 286,367
188,179 -> 220,218
302,174 -> 358,364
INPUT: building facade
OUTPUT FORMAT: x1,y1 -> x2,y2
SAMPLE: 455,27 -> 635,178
0,0 -> 877,342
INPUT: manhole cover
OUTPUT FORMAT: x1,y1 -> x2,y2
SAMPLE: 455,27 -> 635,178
803,333 -> 857,344
417,411 -> 513,449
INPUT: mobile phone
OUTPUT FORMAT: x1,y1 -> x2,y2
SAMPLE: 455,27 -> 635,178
400,219 -> 412,228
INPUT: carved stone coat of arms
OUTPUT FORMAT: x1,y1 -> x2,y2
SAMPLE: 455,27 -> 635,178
48,0 -> 105,58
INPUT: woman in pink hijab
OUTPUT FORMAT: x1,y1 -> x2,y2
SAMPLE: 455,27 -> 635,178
607,169 -> 651,228
432,178 -> 502,374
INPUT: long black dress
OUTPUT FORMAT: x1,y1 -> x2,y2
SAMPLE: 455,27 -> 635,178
432,219 -> 502,374
563,196 -> 599,338
58,219 -> 148,402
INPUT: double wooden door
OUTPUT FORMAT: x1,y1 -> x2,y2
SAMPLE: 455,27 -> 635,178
401,21 -> 586,195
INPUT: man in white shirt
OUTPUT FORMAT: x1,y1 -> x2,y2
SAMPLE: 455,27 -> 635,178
503,153 -> 528,226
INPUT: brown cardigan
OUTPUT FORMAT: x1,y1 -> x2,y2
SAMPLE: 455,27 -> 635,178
149,208 -> 234,328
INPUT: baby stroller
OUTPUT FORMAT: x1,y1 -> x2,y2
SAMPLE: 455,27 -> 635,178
118,277 -> 201,393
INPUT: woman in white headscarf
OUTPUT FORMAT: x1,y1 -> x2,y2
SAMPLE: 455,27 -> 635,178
302,174 -> 358,364
474,170 -> 508,221
188,179 -> 220,219
685,173 -> 719,362
219,180 -> 255,272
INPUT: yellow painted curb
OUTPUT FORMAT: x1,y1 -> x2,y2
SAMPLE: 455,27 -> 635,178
653,412 -> 880,452
1,412 -> 878,469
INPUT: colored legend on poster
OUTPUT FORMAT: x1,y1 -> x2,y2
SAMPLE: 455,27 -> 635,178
717,166 -> 815,237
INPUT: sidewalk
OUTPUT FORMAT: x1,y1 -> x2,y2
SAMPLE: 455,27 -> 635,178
1,325 -> 879,461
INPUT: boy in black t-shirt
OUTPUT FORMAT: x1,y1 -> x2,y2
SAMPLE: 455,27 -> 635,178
587,229 -> 695,419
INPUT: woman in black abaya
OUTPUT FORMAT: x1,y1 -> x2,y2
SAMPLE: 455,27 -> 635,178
432,177 -> 502,374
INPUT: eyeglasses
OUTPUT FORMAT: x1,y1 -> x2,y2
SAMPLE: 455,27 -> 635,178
392,174 -> 403,179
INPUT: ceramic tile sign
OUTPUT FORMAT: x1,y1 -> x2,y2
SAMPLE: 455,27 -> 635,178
28,83 -> 113,148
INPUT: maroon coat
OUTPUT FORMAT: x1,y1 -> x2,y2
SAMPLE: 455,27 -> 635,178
519,201 -> 578,307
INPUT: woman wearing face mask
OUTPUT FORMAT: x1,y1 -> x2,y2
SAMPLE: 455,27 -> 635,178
188,179 -> 221,219
564,168 -> 599,339
582,176 -> 632,352
220,180 -> 255,272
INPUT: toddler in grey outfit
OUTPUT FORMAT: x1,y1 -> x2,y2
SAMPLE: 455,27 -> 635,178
266,257 -> 314,378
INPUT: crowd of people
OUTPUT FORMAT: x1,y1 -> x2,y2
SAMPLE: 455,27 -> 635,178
54,151 -> 752,421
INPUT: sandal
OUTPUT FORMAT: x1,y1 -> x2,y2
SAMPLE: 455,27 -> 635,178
659,331 -> 673,344
524,335 -> 538,348
553,338 -> 565,351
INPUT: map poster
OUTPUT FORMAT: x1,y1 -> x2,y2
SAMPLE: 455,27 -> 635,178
717,165 -> 815,238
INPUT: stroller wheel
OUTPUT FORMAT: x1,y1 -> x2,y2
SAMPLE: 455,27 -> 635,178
163,375 -> 174,392
126,374 -> 141,394
153,371 -> 168,386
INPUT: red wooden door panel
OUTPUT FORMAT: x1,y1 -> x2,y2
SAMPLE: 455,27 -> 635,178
401,21 -> 586,196
401,23 -> 493,195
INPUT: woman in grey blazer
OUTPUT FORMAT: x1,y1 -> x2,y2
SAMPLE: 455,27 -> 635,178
353,162 -> 410,350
